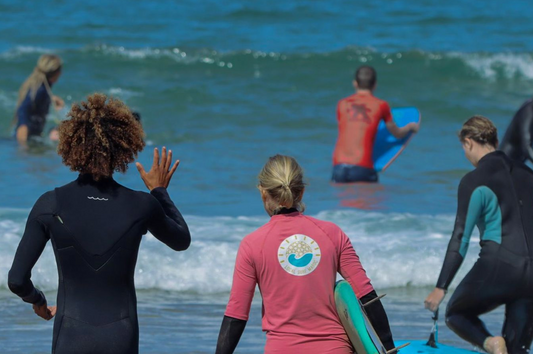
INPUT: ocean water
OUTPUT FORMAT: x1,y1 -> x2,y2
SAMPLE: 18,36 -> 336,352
1,0 -> 532,352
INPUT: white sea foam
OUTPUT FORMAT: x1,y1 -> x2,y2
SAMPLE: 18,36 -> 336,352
106,87 -> 143,101
0,46 -> 53,59
0,209 -> 480,294
2,44 -> 533,81
84,46 -> 533,80
448,52 -> 533,80
94,45 -> 227,66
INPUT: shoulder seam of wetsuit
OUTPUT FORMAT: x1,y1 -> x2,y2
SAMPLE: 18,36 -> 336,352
53,187 -> 65,216
254,220 -> 278,267
300,215 -> 339,249
30,213 -> 54,232
28,191 -> 56,233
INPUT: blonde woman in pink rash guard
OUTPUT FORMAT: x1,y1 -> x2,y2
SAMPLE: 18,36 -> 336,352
215,155 -> 395,354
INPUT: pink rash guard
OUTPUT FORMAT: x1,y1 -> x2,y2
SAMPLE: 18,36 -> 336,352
224,211 -> 374,354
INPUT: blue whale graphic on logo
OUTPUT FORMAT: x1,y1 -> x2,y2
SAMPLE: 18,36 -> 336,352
288,253 -> 313,267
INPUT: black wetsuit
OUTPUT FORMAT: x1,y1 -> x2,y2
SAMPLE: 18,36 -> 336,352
436,151 -> 533,353
8,174 -> 190,354
500,98 -> 533,163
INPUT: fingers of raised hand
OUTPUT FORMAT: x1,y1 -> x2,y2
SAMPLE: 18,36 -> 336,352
169,159 -> 180,177
135,162 -> 146,176
165,150 -> 173,172
160,147 -> 168,170
152,148 -> 159,169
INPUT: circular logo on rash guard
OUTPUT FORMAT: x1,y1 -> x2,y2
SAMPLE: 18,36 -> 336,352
277,234 -> 321,276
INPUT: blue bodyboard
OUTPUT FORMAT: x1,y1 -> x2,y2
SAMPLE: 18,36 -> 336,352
396,340 -> 478,353
372,107 -> 421,172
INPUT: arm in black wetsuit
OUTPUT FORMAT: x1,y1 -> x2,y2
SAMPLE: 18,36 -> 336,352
436,176 -> 481,290
501,99 -> 533,163
215,316 -> 247,354
147,187 -> 190,251
518,102 -> 533,163
7,192 -> 54,306
361,290 -> 395,351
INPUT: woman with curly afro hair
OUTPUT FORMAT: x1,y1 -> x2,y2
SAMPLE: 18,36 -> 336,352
8,93 -> 191,354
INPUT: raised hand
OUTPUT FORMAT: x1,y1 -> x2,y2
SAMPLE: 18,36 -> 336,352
136,147 -> 180,191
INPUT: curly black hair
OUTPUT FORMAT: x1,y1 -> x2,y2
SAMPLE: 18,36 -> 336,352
58,93 -> 145,180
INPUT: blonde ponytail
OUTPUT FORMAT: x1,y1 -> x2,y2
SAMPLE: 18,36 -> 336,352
258,155 -> 306,213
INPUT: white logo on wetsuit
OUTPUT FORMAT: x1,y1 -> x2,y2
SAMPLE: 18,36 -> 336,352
277,234 -> 321,276
87,196 -> 109,201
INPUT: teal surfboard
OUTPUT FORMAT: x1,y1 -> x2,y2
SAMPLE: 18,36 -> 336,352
334,280 -> 387,354
395,340 -> 477,353
335,280 -> 476,354
373,107 -> 421,172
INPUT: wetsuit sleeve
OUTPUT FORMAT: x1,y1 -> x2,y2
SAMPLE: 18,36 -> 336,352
337,231 -> 374,298
381,102 -> 393,123
337,231 -> 395,350
7,192 -> 54,306
518,102 -> 533,163
436,177 -> 481,289
217,240 -> 255,353
360,290 -> 395,351
215,315 -> 247,354
224,240 -> 256,320
146,187 -> 191,251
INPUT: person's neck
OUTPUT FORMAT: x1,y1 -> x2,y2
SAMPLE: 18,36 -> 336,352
356,89 -> 373,95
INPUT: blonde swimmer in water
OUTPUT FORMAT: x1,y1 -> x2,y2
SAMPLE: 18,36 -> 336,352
14,54 -> 64,147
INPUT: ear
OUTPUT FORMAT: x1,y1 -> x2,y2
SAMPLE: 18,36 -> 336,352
353,80 -> 358,90
463,138 -> 474,151
260,188 -> 268,203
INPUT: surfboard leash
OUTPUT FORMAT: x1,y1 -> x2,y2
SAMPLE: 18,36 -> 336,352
426,308 -> 439,348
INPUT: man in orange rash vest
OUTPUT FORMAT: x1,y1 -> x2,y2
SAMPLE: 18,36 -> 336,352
332,66 -> 419,183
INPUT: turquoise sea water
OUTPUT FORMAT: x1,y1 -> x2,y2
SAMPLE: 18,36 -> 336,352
1,0 -> 532,352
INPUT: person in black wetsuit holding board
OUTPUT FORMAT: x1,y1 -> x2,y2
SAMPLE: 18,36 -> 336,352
499,98 -> 533,163
7,93 -> 191,354
424,115 -> 533,354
